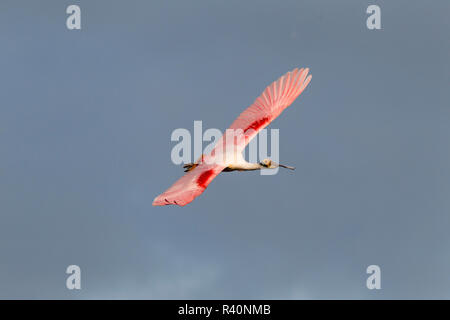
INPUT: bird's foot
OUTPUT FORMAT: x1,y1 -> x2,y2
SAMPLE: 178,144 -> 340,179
183,163 -> 198,172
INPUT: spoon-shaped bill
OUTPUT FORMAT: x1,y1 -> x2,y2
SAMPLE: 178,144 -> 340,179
278,163 -> 295,170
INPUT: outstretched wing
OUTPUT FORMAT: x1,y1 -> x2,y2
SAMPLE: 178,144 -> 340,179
225,67 -> 311,152
152,162 -> 225,206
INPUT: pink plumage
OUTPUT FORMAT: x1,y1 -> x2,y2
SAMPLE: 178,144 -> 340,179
152,162 -> 225,206
153,68 -> 312,206
228,67 -> 311,151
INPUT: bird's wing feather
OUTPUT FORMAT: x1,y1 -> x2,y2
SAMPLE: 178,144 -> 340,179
152,162 -> 225,206
220,67 -> 311,152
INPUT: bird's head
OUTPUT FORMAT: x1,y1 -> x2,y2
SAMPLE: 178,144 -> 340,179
260,158 -> 274,168
260,158 -> 295,170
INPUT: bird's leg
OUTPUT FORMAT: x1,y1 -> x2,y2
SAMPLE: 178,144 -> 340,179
183,163 -> 198,172
182,154 -> 205,172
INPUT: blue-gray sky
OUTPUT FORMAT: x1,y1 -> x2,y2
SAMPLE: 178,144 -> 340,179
0,0 -> 449,299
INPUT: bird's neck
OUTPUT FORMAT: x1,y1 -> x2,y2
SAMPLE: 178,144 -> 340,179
229,161 -> 262,171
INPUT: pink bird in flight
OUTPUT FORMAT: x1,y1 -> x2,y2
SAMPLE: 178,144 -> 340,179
153,67 -> 312,206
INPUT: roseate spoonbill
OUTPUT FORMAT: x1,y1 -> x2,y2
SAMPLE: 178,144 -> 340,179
153,67 -> 312,206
